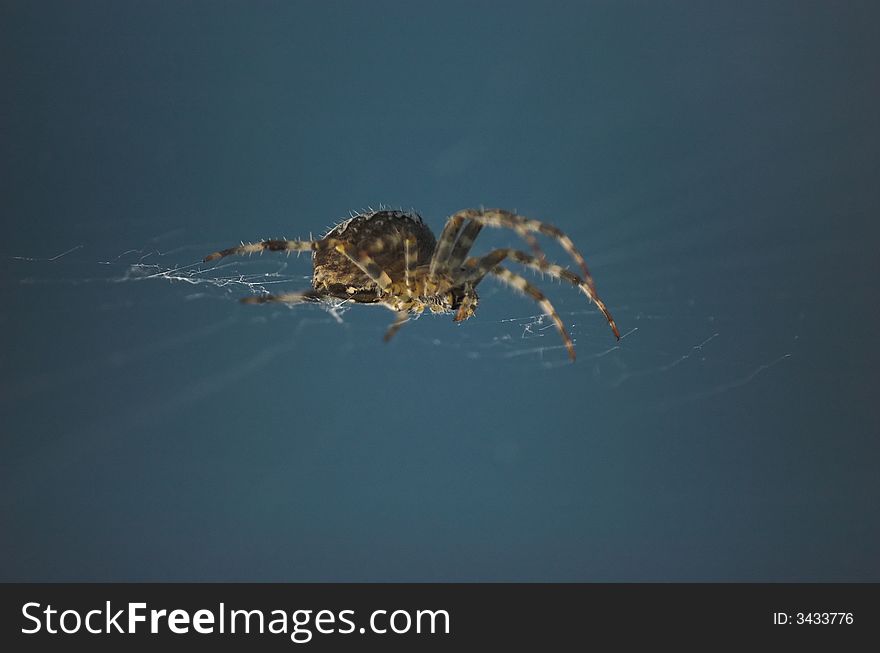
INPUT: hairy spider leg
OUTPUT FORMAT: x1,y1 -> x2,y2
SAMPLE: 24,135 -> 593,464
461,249 -> 620,340
444,220 -> 549,277
429,214 -> 469,280
359,230 -> 424,299
445,220 -> 484,272
204,237 -> 392,290
453,283 -> 479,323
429,214 -> 549,281
514,230 -> 546,262
239,289 -> 326,304
448,209 -> 596,291
204,238 -> 311,261
487,266 -> 576,361
383,311 -> 412,343
403,236 -> 418,298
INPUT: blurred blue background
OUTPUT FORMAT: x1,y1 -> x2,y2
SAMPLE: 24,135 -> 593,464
1,1 -> 877,581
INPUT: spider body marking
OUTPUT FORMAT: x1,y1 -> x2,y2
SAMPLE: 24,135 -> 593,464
313,210 -> 437,304
204,208 -> 619,360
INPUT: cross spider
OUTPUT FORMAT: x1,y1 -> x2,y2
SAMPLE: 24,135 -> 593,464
203,208 -> 619,360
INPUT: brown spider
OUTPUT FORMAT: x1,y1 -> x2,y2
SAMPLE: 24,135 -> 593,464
203,208 -> 619,360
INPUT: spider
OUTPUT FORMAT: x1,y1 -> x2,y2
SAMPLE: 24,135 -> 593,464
203,208 -> 619,360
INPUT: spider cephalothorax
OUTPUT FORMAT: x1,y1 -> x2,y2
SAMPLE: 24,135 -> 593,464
204,208 -> 619,360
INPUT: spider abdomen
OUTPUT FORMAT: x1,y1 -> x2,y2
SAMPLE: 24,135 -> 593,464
312,210 -> 436,300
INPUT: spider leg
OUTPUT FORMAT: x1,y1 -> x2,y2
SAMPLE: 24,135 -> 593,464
444,220 -> 484,273
461,249 -> 620,340
429,215 -> 549,280
205,237 -> 392,290
383,310 -> 411,342
517,230 -> 547,261
453,283 -> 479,323
240,289 -> 326,304
448,209 -> 595,290
487,266 -> 576,361
204,238 -> 314,262
332,240 -> 393,290
428,214 -> 468,279
403,236 -> 418,298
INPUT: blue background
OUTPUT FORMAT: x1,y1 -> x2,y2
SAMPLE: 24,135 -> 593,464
2,1 -> 878,581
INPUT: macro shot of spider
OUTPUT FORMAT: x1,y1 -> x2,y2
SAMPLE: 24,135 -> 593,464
203,208 -> 620,360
